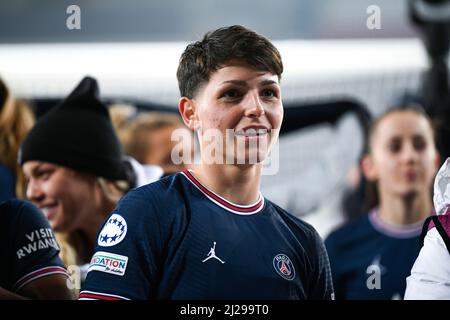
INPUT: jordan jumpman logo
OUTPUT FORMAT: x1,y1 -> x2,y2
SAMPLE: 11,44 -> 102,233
202,242 -> 225,264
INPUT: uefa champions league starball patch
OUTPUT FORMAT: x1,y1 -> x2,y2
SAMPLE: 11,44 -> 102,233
98,214 -> 127,247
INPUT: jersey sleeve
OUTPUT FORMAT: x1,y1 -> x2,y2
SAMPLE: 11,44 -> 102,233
80,186 -> 166,300
7,200 -> 68,292
308,230 -> 335,300
404,227 -> 450,299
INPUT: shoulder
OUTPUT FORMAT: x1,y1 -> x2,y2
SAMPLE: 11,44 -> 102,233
325,214 -> 369,247
0,164 -> 15,201
425,215 -> 450,252
266,200 -> 323,246
93,175 -> 188,270
266,200 -> 333,292
405,225 -> 450,299
110,172 -> 187,227
0,162 -> 14,177
0,199 -> 46,228
428,215 -> 450,236
119,173 -> 184,207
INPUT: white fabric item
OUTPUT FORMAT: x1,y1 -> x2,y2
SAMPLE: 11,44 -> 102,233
124,156 -> 163,187
404,158 -> 450,299
80,263 -> 90,283
433,157 -> 450,215
404,228 -> 450,299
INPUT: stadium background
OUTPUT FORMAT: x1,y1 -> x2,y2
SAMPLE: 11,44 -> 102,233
0,0 -> 440,236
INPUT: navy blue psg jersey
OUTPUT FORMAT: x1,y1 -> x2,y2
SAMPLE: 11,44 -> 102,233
0,199 -> 68,292
80,170 -> 334,300
325,209 -> 426,300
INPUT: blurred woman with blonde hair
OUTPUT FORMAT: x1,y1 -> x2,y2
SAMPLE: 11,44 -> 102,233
19,77 -> 162,293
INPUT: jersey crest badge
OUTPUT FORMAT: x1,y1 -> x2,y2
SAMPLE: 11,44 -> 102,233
273,253 -> 295,280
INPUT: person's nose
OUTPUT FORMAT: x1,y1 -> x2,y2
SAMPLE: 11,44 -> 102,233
26,179 -> 45,205
401,141 -> 419,164
244,91 -> 265,118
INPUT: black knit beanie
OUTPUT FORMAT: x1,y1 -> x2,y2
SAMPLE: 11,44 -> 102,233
19,76 -> 128,181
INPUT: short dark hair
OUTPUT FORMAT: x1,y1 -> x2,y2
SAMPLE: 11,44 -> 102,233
177,25 -> 283,99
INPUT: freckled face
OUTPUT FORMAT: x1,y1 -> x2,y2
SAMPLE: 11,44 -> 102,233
191,62 -> 283,164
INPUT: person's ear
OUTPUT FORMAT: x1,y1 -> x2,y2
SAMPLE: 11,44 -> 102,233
179,97 -> 199,131
95,178 -> 123,204
361,154 -> 378,182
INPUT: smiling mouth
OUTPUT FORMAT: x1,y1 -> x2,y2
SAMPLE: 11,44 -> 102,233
40,204 -> 58,220
234,129 -> 268,137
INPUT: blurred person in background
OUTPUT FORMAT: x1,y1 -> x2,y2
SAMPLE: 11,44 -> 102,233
325,104 -> 440,299
19,76 -> 161,292
0,78 -> 34,201
108,103 -> 137,131
110,105 -> 194,177
405,157 -> 450,299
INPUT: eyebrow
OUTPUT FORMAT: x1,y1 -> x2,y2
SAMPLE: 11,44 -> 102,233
220,79 -> 279,86
260,79 -> 278,86
30,164 -> 45,176
220,80 -> 247,87
27,166 -> 39,177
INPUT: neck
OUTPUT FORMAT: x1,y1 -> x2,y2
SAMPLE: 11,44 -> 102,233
378,190 -> 432,226
192,163 -> 262,205
79,199 -> 117,256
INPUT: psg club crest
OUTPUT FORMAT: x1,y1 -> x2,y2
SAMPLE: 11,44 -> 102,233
98,214 -> 127,247
273,254 -> 295,281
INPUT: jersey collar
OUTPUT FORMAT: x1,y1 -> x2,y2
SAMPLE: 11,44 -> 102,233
181,169 -> 265,215
368,208 -> 428,239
